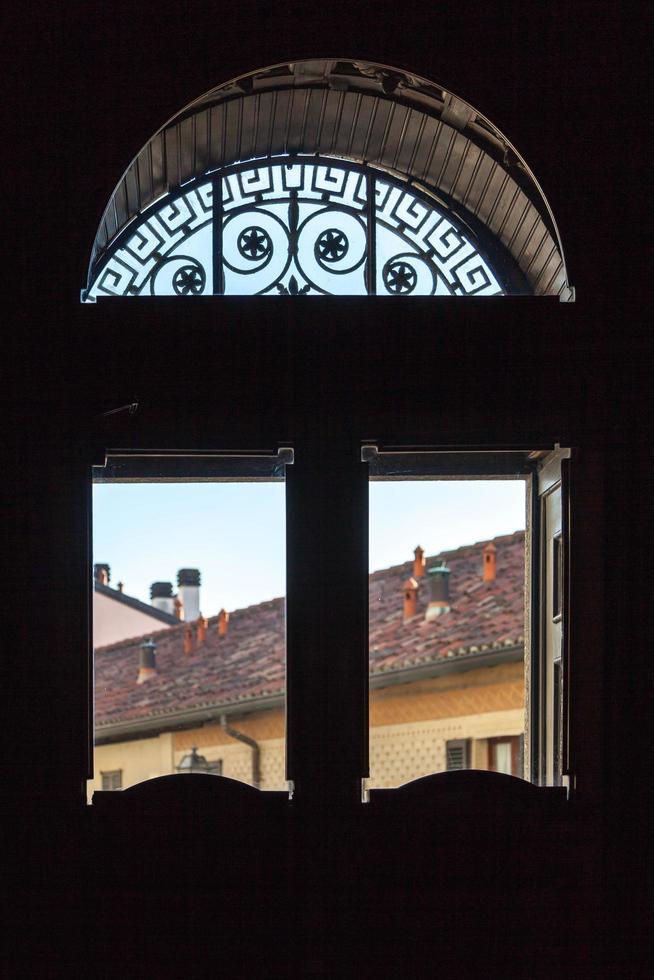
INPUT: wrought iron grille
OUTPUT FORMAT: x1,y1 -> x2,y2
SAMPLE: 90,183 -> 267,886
83,159 -> 509,300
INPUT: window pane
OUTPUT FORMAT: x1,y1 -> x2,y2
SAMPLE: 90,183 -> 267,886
493,742 -> 512,774
89,458 -> 288,800
367,470 -> 526,789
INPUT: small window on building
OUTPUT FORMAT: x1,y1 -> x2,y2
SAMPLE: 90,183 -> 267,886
488,736 -> 523,776
101,770 -> 122,791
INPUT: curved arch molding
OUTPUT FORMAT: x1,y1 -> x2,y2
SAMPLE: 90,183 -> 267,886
88,59 -> 571,300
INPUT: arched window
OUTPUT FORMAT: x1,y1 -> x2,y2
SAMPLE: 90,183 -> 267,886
82,60 -> 571,301
86,60 -> 574,801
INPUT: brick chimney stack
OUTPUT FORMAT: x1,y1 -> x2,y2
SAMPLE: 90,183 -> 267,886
425,561 -> 451,620
483,542 -> 497,582
94,563 -> 110,586
137,638 -> 157,684
403,577 -> 419,619
413,546 -> 425,579
177,568 -> 201,621
217,609 -> 229,636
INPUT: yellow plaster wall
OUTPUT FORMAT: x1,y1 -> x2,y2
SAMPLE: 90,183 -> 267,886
173,709 -> 285,750
87,732 -> 174,800
172,709 -> 287,790
367,707 -> 525,788
370,662 -> 524,726
367,664 -> 524,787
89,665 -> 526,797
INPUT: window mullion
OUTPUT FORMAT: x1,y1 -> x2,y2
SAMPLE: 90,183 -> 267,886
285,432 -> 369,804
366,172 -> 376,295
212,175 -> 223,295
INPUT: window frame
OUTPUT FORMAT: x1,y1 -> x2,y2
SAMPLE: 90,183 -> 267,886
363,443 -> 572,790
89,447 -> 293,795
100,769 -> 122,791
87,440 -> 573,802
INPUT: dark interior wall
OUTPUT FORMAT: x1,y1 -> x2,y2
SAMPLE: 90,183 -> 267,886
5,2 -> 646,977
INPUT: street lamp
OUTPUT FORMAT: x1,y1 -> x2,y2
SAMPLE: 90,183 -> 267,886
176,746 -> 211,774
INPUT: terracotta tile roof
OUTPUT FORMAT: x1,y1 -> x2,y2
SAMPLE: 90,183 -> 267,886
95,530 -> 525,731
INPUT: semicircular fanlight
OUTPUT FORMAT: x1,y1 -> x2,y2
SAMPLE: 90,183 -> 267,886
84,159 -> 512,299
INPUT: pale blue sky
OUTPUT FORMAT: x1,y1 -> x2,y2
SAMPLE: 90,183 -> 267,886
93,479 -> 525,614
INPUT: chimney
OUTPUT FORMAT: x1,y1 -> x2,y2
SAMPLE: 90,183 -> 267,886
137,638 -> 157,684
94,563 -> 110,586
413,546 -> 425,579
183,625 -> 193,656
217,609 -> 229,636
402,577 -> 419,620
483,542 -> 497,582
177,568 -> 201,621
174,597 -> 184,620
150,581 -> 175,615
425,561 -> 451,620
196,615 -> 207,644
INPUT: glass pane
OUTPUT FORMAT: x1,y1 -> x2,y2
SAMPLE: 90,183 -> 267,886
493,742 -> 512,774
367,470 -> 526,789
89,456 -> 288,799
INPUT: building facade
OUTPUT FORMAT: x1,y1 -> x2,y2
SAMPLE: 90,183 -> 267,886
90,531 -> 525,795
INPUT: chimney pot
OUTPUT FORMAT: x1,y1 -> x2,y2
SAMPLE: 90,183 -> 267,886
137,638 -> 157,684
217,609 -> 229,636
413,546 -> 425,578
177,568 -> 201,621
151,581 -> 175,615
425,561 -> 451,620
183,625 -> 193,656
174,597 -> 184,620
483,542 -> 497,582
94,563 -> 110,586
402,577 -> 419,620
196,615 -> 207,644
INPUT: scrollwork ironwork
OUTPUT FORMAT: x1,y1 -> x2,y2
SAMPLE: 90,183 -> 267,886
84,160 -> 505,300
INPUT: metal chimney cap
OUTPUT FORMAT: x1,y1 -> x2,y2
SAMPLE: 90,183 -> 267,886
428,562 -> 450,575
177,568 -> 201,586
150,581 -> 173,599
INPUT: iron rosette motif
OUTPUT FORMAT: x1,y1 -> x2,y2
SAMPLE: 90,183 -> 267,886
221,163 -> 369,295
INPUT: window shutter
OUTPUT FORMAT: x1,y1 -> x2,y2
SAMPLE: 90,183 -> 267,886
446,738 -> 470,771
